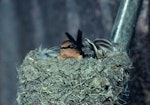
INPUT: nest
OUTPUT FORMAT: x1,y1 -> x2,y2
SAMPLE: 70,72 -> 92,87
17,48 -> 131,105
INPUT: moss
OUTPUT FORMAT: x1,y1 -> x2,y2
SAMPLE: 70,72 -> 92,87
17,48 -> 131,105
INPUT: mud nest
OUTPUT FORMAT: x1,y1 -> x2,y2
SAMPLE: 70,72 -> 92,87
17,48 -> 131,105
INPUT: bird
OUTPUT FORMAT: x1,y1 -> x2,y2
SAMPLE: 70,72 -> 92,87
58,30 -> 84,60
58,29 -> 113,60
84,38 -> 113,59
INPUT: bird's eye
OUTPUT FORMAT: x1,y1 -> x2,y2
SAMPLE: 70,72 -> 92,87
68,45 -> 76,48
61,44 -> 77,49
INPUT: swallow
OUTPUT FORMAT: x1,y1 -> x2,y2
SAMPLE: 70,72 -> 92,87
85,38 -> 113,59
58,30 -> 84,60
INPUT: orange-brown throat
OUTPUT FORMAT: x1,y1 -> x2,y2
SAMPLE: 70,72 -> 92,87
58,40 -> 82,60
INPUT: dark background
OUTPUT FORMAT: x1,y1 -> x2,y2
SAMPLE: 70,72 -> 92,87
0,0 -> 149,105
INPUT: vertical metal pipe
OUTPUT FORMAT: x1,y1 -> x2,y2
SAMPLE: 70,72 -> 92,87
110,0 -> 143,51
